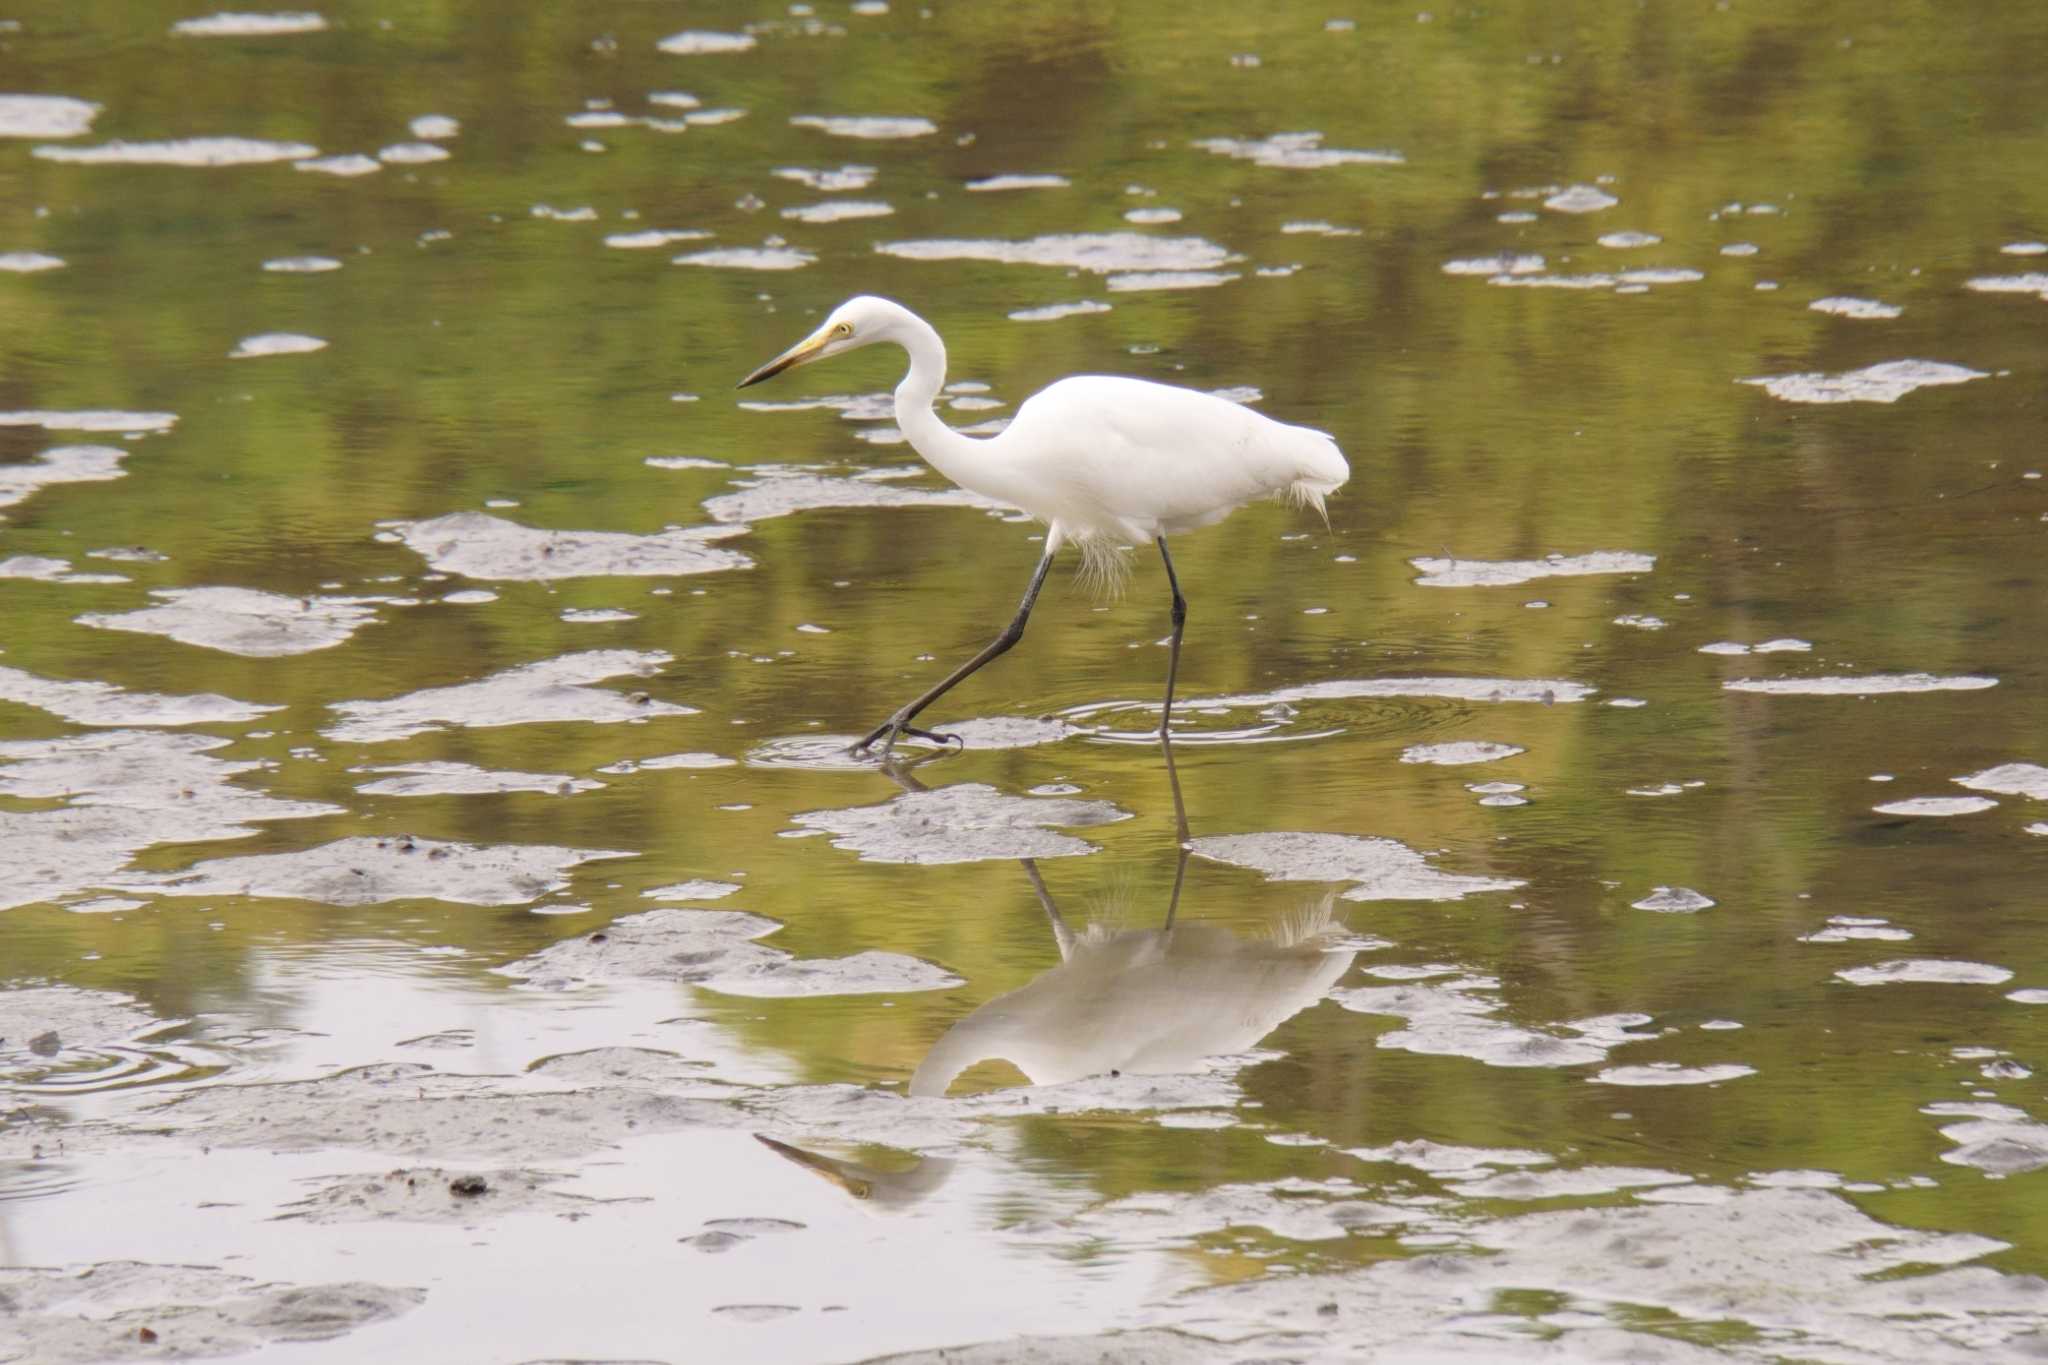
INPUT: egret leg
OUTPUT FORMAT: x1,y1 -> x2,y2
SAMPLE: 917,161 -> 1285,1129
1155,536 -> 1188,738
854,551 -> 1056,761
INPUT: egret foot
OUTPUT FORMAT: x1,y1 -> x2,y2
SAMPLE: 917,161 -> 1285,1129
851,717 -> 964,761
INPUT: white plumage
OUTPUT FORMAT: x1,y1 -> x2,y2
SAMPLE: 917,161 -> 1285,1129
738,295 -> 1349,758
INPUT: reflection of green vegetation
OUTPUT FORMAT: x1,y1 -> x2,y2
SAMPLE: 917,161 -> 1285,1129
2,0 -> 2046,1272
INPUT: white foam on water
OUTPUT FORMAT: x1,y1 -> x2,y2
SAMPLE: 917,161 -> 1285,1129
390,510 -> 751,580
36,137 -> 318,166
779,199 -> 893,223
1597,231 -> 1660,248
441,589 -> 496,605
530,204 -> 597,221
2008,989 -> 2048,1004
1613,614 -> 1666,629
657,31 -> 757,54
1193,131 -> 1403,168
0,94 -> 100,139
229,331 -> 326,358
1104,269 -> 1239,291
1281,220 -> 1361,236
673,245 -> 816,270
1399,741 -> 1525,766
1724,672 -> 1996,695
1720,242 -> 1760,256
1741,359 -> 1988,404
293,153 -> 380,176
878,231 -> 1234,274
410,114 -> 459,140
1336,975 -> 1644,1069
773,164 -> 875,191
1544,184 -> 1619,213
353,762 -> 603,797
1811,296 -> 1902,319
1618,267 -> 1704,284
262,255 -> 341,272
1835,959 -> 2013,986
789,782 -> 1128,864
0,445 -> 130,510
78,587 -> 380,657
966,174 -> 1069,191
2000,242 -> 2048,256
1872,796 -> 1997,817
323,649 -> 696,744
0,251 -> 63,272
1631,886 -> 1714,913
1409,550 -> 1654,587
1123,207 -> 1182,225
1954,762 -> 2048,799
789,114 -> 935,139
1008,300 -> 1111,322
1442,253 -> 1544,276
378,142 -> 449,164
1192,831 -> 1524,902
644,456 -> 727,470
1593,1062 -> 1754,1086
171,12 -> 326,35
560,608 -> 636,623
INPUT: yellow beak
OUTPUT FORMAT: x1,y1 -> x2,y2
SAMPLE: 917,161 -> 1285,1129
736,326 -> 832,389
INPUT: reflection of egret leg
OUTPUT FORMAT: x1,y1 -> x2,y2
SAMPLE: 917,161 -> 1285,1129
1156,536 -> 1187,737
855,551 -> 1056,761
1160,717 -> 1192,847
1019,858 -> 1077,962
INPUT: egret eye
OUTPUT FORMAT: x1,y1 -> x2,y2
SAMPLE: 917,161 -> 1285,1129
834,322 -> 853,337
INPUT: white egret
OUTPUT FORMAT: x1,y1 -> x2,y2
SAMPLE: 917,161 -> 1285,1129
738,295 -> 1349,759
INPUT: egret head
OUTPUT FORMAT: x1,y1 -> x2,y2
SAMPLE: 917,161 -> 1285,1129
736,295 -> 902,388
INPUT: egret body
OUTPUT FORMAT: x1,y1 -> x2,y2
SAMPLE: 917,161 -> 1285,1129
738,295 -> 1349,758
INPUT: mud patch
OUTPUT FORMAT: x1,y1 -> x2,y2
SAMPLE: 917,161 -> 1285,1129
1408,551 -> 1654,587
1333,976 -> 1651,1068
278,1166 -> 635,1223
1191,831 -> 1523,901
323,649 -> 694,743
789,783 -> 1128,863
0,664 -> 277,728
110,835 -> 632,908
0,1262 -> 421,1363
353,762 -> 604,797
79,587 -> 384,657
0,729 -> 339,911
389,511 -> 751,581
500,908 -> 962,997
700,472 -> 1009,524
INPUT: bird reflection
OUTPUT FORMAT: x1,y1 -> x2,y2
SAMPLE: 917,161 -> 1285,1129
752,1134 -> 955,1211
907,735 -> 1357,1098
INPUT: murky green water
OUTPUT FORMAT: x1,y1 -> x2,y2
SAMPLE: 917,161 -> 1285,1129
4,3 -> 2046,1360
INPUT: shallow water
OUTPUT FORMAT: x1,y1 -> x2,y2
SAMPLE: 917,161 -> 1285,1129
4,2 -> 2048,1361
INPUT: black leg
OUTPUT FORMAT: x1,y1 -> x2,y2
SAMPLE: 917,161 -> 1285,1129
854,551 -> 1056,761
1155,536 -> 1188,738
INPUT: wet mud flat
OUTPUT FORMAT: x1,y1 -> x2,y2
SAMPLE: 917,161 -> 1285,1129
7,0 -> 2048,1361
